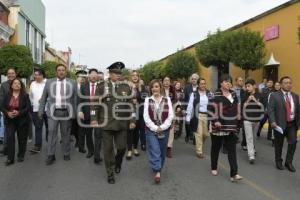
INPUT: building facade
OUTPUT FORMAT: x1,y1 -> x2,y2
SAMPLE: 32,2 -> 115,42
160,0 -> 300,94
44,43 -> 72,69
0,1 -> 14,47
5,0 -> 46,64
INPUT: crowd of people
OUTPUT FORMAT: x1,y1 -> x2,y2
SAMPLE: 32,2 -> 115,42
0,62 -> 299,185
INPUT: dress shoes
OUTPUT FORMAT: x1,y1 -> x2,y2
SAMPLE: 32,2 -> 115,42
64,155 -> 71,161
276,161 -> 284,170
115,165 -> 121,174
79,148 -> 86,154
46,155 -> 56,165
285,163 -> 296,172
94,158 -> 102,164
17,157 -> 24,162
86,152 -> 94,158
107,176 -> 115,184
5,160 -> 14,166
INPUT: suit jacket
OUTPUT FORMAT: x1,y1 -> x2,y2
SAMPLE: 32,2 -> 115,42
0,80 -> 11,106
183,84 -> 196,109
39,78 -> 77,119
0,92 -> 31,125
268,91 -> 300,130
79,81 -> 95,123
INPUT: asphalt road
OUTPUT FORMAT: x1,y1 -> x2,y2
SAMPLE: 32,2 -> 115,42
0,130 -> 299,200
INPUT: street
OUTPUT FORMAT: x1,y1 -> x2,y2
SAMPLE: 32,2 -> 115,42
0,130 -> 299,200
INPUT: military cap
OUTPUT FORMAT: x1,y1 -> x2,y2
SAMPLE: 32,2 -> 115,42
107,62 -> 125,74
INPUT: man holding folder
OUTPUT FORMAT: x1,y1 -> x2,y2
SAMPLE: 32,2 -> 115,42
268,76 -> 300,172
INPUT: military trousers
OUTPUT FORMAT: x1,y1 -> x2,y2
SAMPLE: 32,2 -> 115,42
102,130 -> 127,177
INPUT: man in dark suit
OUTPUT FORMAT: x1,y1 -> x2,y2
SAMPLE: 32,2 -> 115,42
268,76 -> 300,172
0,68 -> 17,156
183,73 -> 199,143
78,68 -> 102,164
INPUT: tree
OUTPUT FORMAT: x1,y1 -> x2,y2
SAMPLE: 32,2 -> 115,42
0,44 -> 33,78
230,28 -> 266,78
139,61 -> 164,84
196,29 -> 232,70
122,68 -> 131,80
165,50 -> 198,81
40,61 -> 59,78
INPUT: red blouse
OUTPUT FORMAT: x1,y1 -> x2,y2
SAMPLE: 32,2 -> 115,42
9,96 -> 19,111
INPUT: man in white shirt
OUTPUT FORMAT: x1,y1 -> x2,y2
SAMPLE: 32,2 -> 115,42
29,69 -> 48,153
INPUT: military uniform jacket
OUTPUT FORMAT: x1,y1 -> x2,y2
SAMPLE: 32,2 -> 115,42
91,79 -> 136,131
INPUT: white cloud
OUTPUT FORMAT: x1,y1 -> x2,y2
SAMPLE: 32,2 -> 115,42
42,0 -> 289,71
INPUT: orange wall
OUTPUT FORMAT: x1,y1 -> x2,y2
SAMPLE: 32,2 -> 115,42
229,2 -> 300,93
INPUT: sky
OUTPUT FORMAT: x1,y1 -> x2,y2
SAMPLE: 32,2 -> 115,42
42,0 -> 289,71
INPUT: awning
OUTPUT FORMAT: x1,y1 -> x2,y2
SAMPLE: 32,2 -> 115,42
265,53 -> 280,66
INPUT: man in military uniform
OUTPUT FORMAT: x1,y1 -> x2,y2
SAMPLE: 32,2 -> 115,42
91,62 -> 136,184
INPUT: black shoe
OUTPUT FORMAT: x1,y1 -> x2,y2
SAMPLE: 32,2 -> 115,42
285,163 -> 296,172
133,151 -> 140,157
276,161 -> 284,170
94,158 -> 102,164
107,176 -> 115,184
79,148 -> 86,154
115,165 -> 121,174
64,155 -> 71,161
17,157 -> 24,162
5,160 -> 14,166
185,137 -> 189,143
30,146 -> 41,154
46,155 -> 56,165
249,159 -> 255,164
126,155 -> 132,160
86,152 -> 94,158
141,145 -> 146,151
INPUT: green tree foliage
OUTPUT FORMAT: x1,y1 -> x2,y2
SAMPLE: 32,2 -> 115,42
196,29 -> 232,69
122,68 -> 131,80
196,28 -> 266,78
40,61 -> 59,78
165,50 -> 198,81
0,44 -> 33,78
139,61 -> 165,84
230,28 -> 266,77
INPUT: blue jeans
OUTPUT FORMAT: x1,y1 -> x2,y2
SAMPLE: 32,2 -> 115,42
146,130 -> 169,172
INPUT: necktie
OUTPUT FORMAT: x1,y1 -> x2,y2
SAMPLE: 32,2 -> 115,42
91,83 -> 95,96
285,93 -> 292,122
60,80 -> 65,108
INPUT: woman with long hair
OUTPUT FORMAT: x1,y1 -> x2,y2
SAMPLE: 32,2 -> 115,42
144,79 -> 174,183
1,78 -> 31,166
126,70 -> 148,160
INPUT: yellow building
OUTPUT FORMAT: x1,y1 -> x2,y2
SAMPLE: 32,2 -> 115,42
160,0 -> 300,94
44,43 -> 71,69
